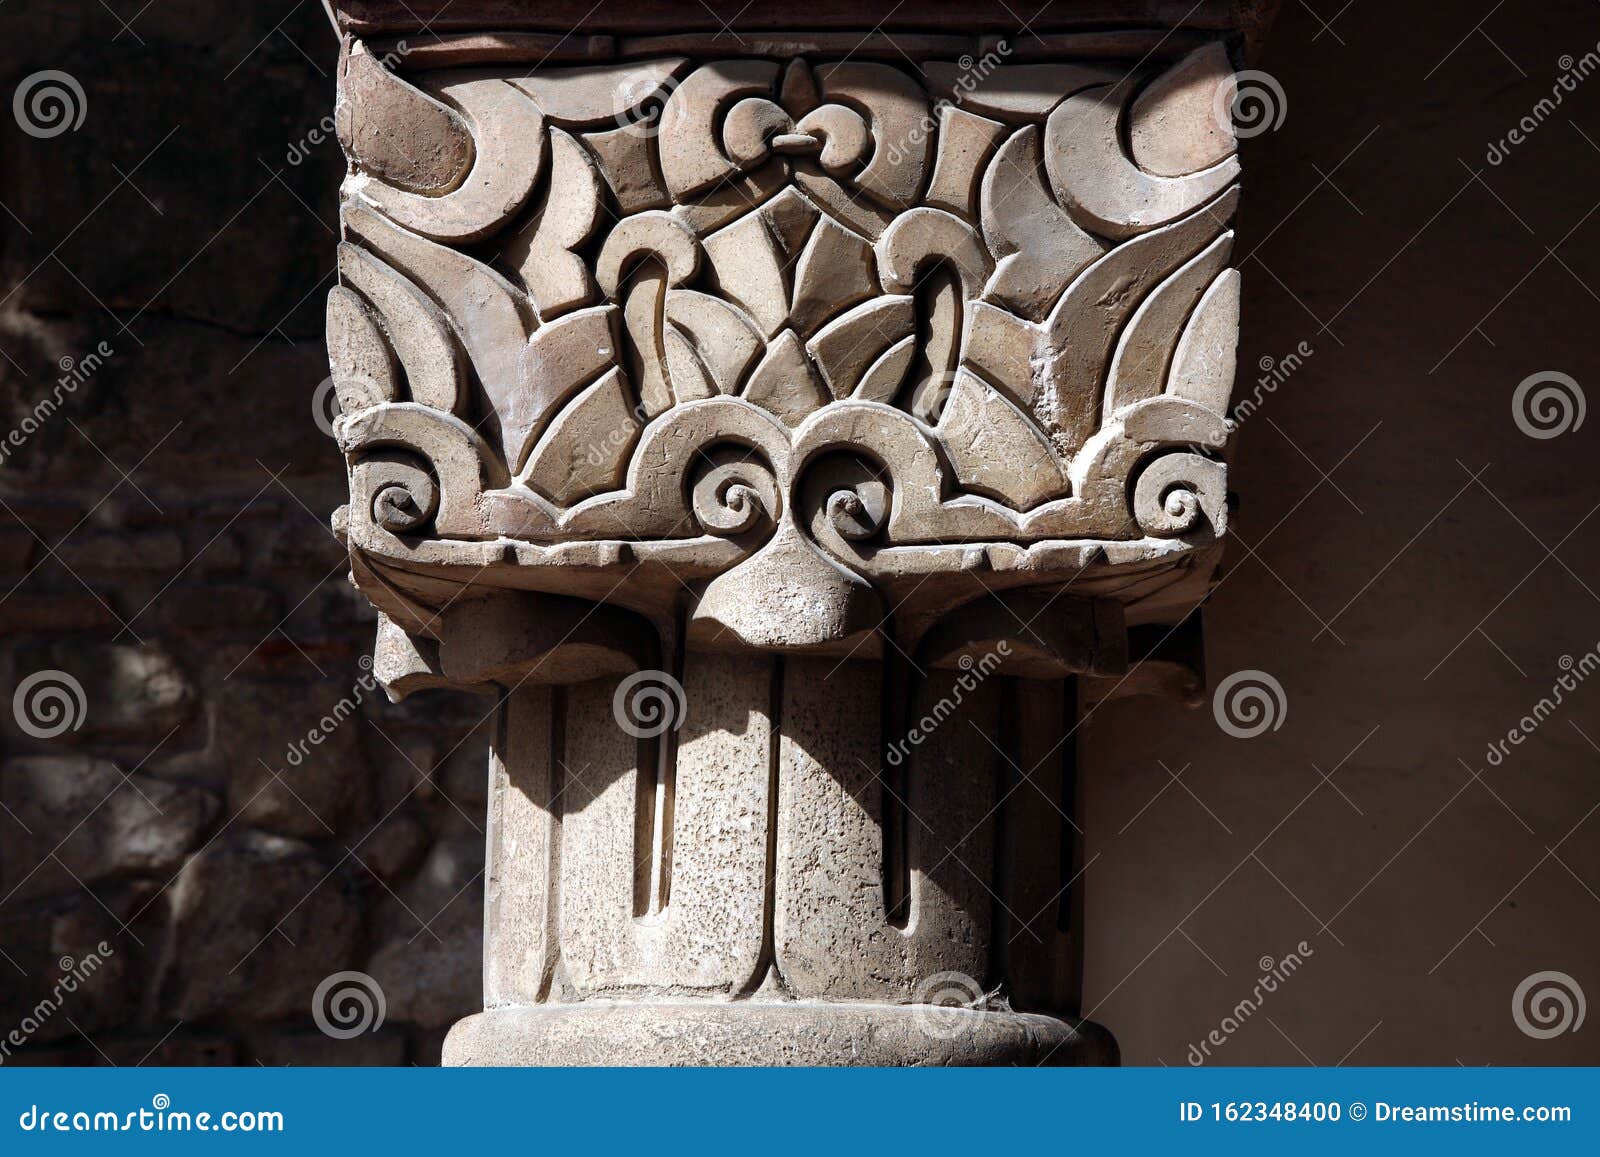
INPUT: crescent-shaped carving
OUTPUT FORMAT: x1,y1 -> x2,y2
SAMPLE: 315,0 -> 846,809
1044,82 -> 1239,240
352,75 -> 547,244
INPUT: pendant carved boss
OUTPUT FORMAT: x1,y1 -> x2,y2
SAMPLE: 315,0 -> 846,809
326,40 -> 1244,680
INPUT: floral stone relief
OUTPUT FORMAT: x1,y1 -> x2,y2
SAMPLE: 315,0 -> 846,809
322,23 -> 1256,1066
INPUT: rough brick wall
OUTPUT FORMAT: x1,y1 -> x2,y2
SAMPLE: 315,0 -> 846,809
1,3 -> 488,1065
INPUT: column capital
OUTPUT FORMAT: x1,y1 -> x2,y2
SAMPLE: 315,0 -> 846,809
319,0 -> 1278,1065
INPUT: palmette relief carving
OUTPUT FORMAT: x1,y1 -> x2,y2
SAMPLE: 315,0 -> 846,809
327,38 -> 1244,673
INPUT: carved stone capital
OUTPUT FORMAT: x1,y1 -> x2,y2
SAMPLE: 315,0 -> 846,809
321,1 -> 1272,1065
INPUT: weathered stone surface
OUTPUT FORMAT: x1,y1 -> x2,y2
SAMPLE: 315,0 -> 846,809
157,585 -> 284,631
54,531 -> 184,574
0,893 -> 129,1045
356,811 -> 431,881
445,1002 -> 1119,1065
365,838 -> 481,1028
208,679 -> 374,839
1,756 -> 219,904
156,832 -> 363,1022
10,641 -> 197,743
317,2 -> 1260,1069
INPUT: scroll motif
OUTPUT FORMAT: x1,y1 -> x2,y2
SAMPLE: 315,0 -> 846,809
327,39 -> 1245,651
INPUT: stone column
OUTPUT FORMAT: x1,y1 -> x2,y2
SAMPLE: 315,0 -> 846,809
321,1 -> 1273,1065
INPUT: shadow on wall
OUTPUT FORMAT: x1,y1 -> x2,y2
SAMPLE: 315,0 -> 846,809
1082,0 -> 1600,1065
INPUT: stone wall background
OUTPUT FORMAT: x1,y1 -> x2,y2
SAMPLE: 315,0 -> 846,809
1,3 -> 487,1065
1,1 -> 1596,1066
